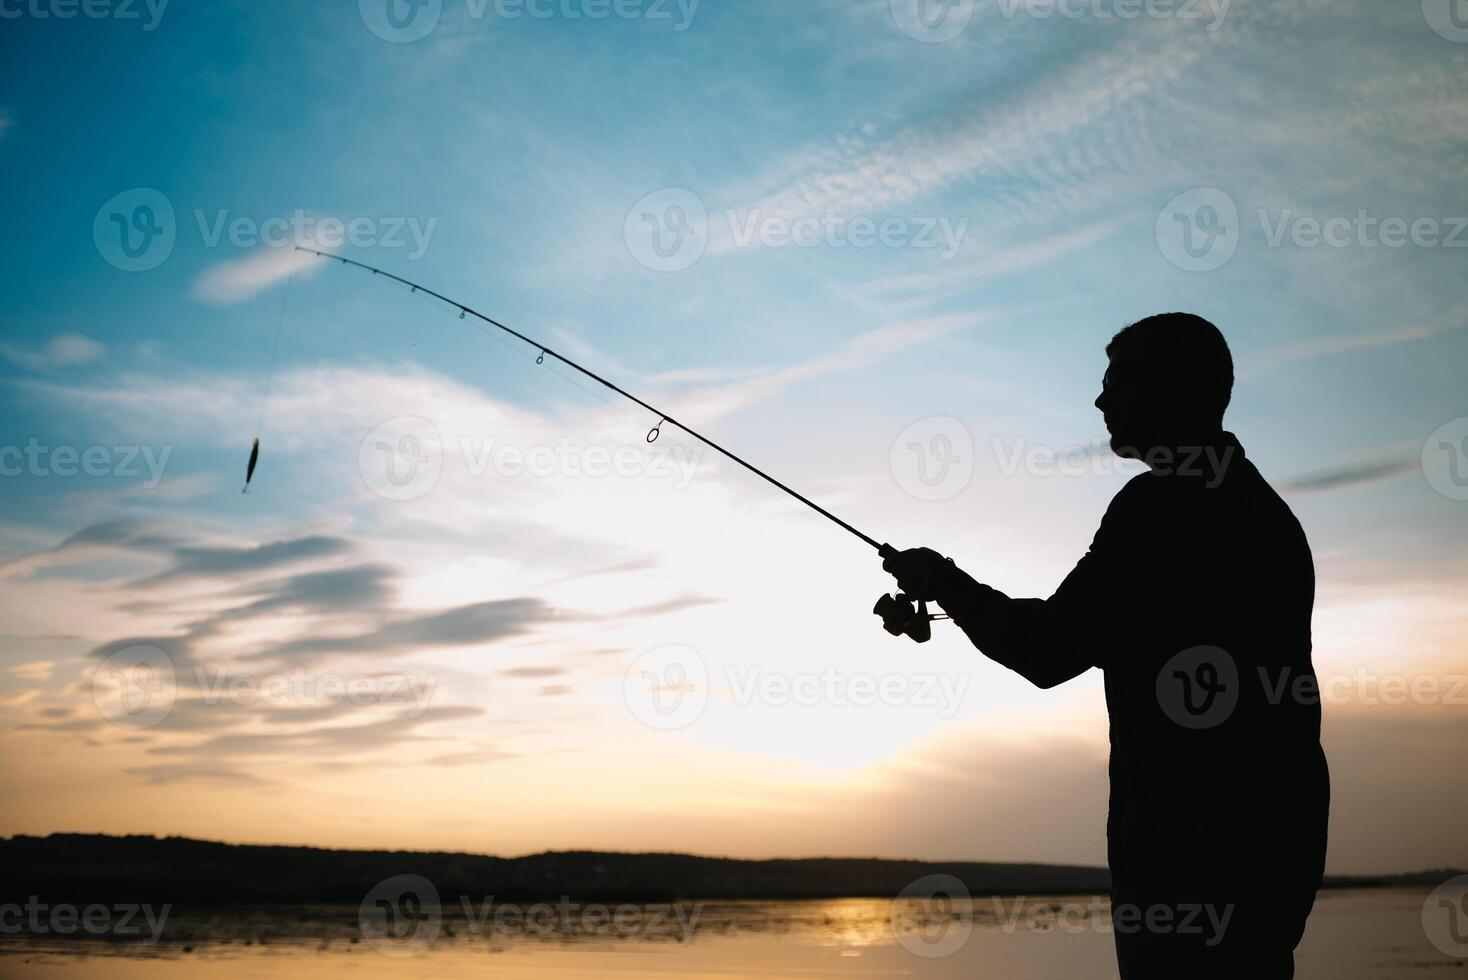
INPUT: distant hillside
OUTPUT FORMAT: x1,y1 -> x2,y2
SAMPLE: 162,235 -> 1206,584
0,834 -> 1457,906
1,834 -> 1106,905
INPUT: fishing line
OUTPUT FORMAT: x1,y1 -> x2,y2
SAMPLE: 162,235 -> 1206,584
243,263 -> 297,492
293,246 -> 890,554
256,264 -> 295,437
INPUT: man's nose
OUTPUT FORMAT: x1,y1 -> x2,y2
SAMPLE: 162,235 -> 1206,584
1094,390 -> 1106,412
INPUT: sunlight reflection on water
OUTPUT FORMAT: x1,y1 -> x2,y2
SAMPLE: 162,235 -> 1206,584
0,889 -> 1455,979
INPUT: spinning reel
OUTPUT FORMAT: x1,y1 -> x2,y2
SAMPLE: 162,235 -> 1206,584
873,592 -> 949,644
873,544 -> 952,643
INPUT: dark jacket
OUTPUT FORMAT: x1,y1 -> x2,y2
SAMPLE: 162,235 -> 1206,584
931,432 -> 1329,900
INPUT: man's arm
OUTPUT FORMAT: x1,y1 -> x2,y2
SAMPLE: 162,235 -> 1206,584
884,482 -> 1139,688
929,560 -> 1100,689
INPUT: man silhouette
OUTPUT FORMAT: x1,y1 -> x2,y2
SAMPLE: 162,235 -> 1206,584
883,313 -> 1329,979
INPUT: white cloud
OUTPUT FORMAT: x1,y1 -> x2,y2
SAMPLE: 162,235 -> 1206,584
1,333 -> 104,371
192,243 -> 332,305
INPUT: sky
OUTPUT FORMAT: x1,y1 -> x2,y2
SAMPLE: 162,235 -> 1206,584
0,0 -> 1465,876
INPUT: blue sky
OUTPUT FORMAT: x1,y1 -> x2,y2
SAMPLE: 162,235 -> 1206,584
0,0 -> 1466,873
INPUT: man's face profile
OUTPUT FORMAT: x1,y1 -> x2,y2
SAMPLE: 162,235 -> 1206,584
1096,354 -> 1152,459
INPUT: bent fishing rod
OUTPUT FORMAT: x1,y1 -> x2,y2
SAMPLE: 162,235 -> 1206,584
291,246 -> 946,642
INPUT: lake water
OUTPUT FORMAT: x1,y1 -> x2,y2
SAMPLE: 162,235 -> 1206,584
1,888 -> 1460,978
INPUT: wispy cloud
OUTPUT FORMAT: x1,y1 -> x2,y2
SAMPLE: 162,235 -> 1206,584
191,243 -> 330,305
666,311 -> 998,421
861,221 -> 1121,298
1240,309 -> 1467,376
713,27 -> 1196,230
1280,457 -> 1418,495
1,333 -> 104,371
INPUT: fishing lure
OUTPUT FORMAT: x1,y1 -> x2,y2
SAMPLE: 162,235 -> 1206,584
243,437 -> 260,493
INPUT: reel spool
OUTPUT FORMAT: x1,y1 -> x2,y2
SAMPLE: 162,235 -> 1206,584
873,592 -> 942,644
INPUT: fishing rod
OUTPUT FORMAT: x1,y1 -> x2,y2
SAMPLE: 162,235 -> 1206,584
289,246 -> 946,642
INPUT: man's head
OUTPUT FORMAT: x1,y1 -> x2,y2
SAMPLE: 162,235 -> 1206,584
1095,313 -> 1234,459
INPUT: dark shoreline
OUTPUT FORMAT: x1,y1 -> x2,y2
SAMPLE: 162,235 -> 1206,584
2,833 -> 1458,906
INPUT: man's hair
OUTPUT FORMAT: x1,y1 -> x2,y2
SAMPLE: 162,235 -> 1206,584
1106,312 -> 1235,421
